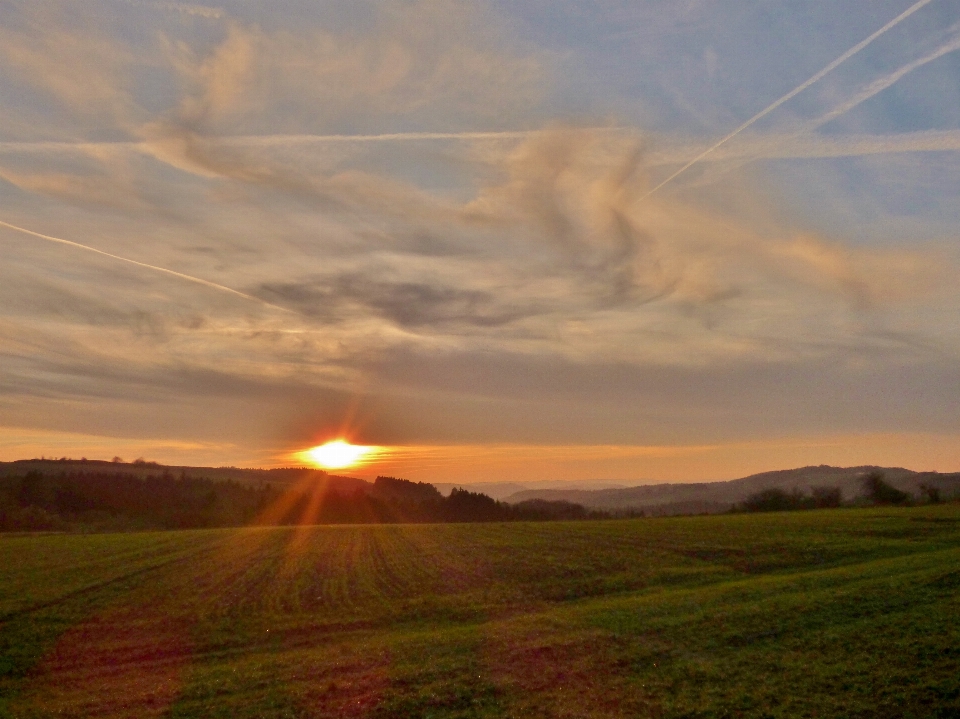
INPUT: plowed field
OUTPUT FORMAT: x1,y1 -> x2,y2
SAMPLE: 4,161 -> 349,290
2,506 -> 959,717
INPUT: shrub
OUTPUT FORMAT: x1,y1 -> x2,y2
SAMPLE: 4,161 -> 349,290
811,486 -> 842,508
919,483 -> 942,504
0,504 -> 66,531
861,471 -> 909,505
740,486 -> 843,513
741,488 -> 807,512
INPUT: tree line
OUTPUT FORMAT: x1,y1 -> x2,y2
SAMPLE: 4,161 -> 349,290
736,471 -> 945,513
0,470 -> 604,532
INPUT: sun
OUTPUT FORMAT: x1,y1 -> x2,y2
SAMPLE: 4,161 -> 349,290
300,440 -> 376,470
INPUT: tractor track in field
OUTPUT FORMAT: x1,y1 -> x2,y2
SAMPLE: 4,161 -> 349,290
0,543 -> 218,622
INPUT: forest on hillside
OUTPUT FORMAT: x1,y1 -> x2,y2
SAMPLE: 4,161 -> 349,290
0,469 -> 600,532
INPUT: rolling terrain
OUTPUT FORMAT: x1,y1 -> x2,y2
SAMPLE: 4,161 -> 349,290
0,465 -> 591,532
0,459 -> 364,491
2,505 -> 959,717
502,465 -> 960,515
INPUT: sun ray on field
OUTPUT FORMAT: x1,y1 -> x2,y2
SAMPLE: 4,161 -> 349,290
283,477 -> 336,563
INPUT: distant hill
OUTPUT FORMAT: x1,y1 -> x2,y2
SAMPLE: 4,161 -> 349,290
502,465 -> 960,515
431,481 -> 629,501
5,460 -> 958,528
0,458 -> 369,492
0,460 -> 598,531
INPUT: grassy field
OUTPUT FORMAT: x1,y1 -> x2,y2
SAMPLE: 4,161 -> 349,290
1,506 -> 959,718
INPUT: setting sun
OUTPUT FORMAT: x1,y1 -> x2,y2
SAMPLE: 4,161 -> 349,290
300,440 -> 376,470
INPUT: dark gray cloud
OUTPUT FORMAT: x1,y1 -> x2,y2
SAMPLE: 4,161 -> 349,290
258,275 -> 541,329
360,346 -> 960,443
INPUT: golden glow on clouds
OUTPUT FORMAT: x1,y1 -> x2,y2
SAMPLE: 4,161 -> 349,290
299,440 -> 377,470
319,435 -> 960,483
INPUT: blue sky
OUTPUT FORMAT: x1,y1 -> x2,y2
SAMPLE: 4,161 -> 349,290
1,0 -> 960,480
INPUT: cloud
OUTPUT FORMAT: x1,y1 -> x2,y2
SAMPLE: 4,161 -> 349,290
462,128 -> 946,322
259,277 -> 530,329
0,7 -> 139,133
637,0 -> 940,199
806,23 -> 960,133
660,25 -> 960,185
114,0 -> 225,20
0,219 -> 290,311
647,129 -> 960,164
148,124 -> 951,370
0,0 -> 544,150
0,166 -> 145,211
8,120 -> 951,368
148,2 -> 544,140
2,0 -> 960,465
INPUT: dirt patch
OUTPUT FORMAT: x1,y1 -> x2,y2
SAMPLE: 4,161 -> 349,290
286,638 -> 392,718
10,607 -> 194,718
482,624 -> 661,718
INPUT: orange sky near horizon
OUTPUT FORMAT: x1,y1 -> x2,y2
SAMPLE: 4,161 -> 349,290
3,426 -> 960,484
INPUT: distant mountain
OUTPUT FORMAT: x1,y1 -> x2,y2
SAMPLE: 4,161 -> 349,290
502,465 -> 960,515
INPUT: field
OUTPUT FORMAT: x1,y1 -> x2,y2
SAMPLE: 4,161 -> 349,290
2,506 -> 959,718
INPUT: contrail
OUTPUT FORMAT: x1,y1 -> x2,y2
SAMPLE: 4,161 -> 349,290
0,128 -> 624,155
231,130 -> 540,145
9,127 -> 960,164
722,27 -> 960,166
0,131 -> 541,154
639,0 -> 938,200
220,128 -> 626,146
645,129 -> 960,165
0,219 -> 290,313
0,141 -> 138,154
662,28 -> 960,177
113,0 -> 225,19
807,27 -> 960,133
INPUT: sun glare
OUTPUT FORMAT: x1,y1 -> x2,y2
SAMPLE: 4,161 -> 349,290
301,440 -> 376,470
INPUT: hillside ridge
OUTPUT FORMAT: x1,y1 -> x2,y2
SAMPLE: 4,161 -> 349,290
501,464 -> 960,514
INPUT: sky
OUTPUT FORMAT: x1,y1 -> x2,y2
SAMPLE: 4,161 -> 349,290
2,0 -> 960,483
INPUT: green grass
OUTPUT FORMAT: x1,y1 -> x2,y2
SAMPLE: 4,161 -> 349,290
2,506 -> 959,718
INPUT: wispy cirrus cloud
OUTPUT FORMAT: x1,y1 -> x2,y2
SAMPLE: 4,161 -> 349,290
638,0 -> 939,199
2,0 -> 960,476
114,0 -> 225,20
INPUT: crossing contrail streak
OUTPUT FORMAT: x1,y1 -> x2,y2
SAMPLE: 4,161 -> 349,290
807,27 -> 960,133
230,130 -> 541,145
114,0 -> 224,19
0,219 -> 291,313
639,0 -> 938,200
644,129 -> 960,165
0,133 -> 529,156
666,28 -> 960,181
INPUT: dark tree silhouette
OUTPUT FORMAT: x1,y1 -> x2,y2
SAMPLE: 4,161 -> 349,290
919,482 -> 942,504
0,467 -> 603,531
739,486 -> 842,513
861,471 -> 909,505
810,486 -> 842,508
